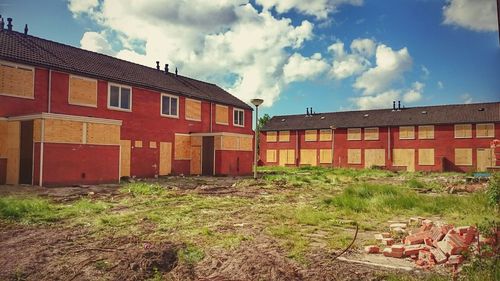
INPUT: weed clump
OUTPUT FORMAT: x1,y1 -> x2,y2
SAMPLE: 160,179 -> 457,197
124,182 -> 164,196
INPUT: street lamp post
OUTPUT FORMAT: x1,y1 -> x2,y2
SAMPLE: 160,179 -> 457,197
251,98 -> 264,179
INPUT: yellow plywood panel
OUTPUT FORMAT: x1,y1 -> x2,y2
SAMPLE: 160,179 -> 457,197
418,125 -> 434,139
279,149 -> 295,166
477,148 -> 493,172
215,104 -> 229,125
239,137 -> 253,151
134,140 -> 143,148
222,135 -> 239,150
455,148 -> 472,166
267,149 -> 277,163
190,146 -> 202,175
69,76 -> 97,107
185,99 -> 202,121
87,123 -> 120,145
175,134 -> 191,160
33,119 -> 42,143
319,129 -> 332,141
319,149 -> 332,164
305,130 -> 317,142
279,131 -> 290,142
393,149 -> 415,172
0,65 -> 34,98
347,128 -> 361,140
267,131 -> 277,142
159,142 -> 172,175
44,119 -> 83,144
418,149 -> 434,166
120,140 -> 131,177
6,121 -> 20,184
300,149 -> 317,166
476,123 -> 494,138
364,149 -> 385,168
191,136 -> 202,147
454,124 -> 472,138
149,141 -> 157,149
364,127 -> 379,140
214,135 -> 222,150
399,126 -> 415,139
347,149 -> 361,164
0,120 -> 8,157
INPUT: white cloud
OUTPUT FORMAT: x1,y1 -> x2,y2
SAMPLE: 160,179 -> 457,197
402,81 -> 424,103
353,44 -> 412,95
437,81 -> 444,89
80,31 -> 115,56
351,90 -> 400,110
283,53 -> 329,83
67,0 -> 99,16
443,0 -> 498,32
421,65 -> 430,78
255,0 -> 363,19
350,38 -> 376,57
328,38 -> 374,80
460,93 -> 473,104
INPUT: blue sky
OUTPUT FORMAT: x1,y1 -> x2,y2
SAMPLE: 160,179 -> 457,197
1,0 -> 498,118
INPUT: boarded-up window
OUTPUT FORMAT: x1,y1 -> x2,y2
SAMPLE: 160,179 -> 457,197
239,137 -> 253,151
267,131 -> 277,142
319,149 -> 332,164
399,126 -> 415,139
185,99 -> 201,121
347,149 -> 361,164
0,121 -> 8,157
86,123 -> 120,145
393,149 -> 415,172
476,123 -> 494,138
300,149 -> 317,166
134,140 -> 143,148
364,149 -> 385,168
305,130 -> 317,141
69,76 -> 97,107
279,149 -> 295,166
418,125 -> 434,139
44,119 -> 83,144
418,149 -> 434,166
454,124 -> 472,139
455,148 -> 472,166
175,134 -> 191,160
347,128 -> 361,140
319,129 -> 332,141
221,135 -> 239,150
364,127 -> 379,140
0,63 -> 34,99
215,104 -> 229,125
120,140 -> 131,177
149,141 -> 157,148
267,149 -> 277,162
279,131 -> 290,142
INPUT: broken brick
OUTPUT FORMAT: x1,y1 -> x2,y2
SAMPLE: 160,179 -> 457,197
364,245 -> 380,254
439,233 -> 468,255
422,219 -> 433,228
430,248 -> 447,264
391,244 -> 405,252
404,244 -> 425,256
383,247 -> 392,257
405,231 -> 431,245
447,255 -> 464,265
382,238 -> 395,246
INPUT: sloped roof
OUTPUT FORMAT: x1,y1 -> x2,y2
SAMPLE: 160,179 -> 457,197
0,29 -> 252,110
262,102 -> 500,131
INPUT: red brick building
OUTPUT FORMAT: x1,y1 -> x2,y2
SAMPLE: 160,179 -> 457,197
260,102 -> 500,172
0,27 -> 254,186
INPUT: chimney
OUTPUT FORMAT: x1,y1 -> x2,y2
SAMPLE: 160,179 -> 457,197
397,101 -> 401,111
175,67 -> 178,76
7,17 -> 12,31
392,101 -> 396,111
156,61 -> 160,70
0,16 -> 4,31
306,108 -> 310,116
24,24 -> 28,35
164,63 -> 169,74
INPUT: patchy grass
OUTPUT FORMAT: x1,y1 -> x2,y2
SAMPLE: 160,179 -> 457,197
178,245 -> 205,265
122,182 -> 165,196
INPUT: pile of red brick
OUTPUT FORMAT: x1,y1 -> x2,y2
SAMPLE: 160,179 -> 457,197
363,218 -> 493,268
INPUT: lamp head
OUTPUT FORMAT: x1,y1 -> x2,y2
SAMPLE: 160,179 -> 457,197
250,98 -> 264,107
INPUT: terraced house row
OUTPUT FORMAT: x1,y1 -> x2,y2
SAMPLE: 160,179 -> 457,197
0,26 -> 253,186
260,102 -> 500,172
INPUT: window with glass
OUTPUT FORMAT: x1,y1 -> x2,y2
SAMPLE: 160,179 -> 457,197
233,108 -> 244,127
108,84 -> 131,111
161,94 -> 179,117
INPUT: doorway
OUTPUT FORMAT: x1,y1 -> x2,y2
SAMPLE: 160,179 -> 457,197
202,136 -> 214,176
19,120 -> 33,184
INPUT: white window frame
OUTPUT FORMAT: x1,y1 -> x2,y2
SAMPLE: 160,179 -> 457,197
107,83 -> 132,112
233,108 -> 245,127
0,60 -> 35,100
160,93 -> 179,118
68,75 -> 98,108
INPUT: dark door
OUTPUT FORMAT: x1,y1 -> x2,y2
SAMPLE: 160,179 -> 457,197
202,136 -> 214,176
19,120 -> 34,184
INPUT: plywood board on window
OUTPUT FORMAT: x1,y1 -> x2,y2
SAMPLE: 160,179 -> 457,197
319,129 -> 332,141
190,146 -> 202,175
0,120 -> 9,157
300,149 -> 317,166
175,134 -> 191,160
32,119 -> 42,143
267,131 -> 277,142
364,128 -> 379,140
239,137 -> 253,151
347,149 -> 361,164
87,123 -> 120,145
215,104 -> 229,125
267,149 -> 277,163
399,126 -> 415,139
69,76 -> 97,107
159,142 -> 172,175
279,131 -> 290,142
214,135 -> 222,150
191,136 -> 202,147
6,121 -> 20,184
279,149 -> 295,166
44,119 -> 83,144
418,125 -> 434,139
185,99 -> 202,121
149,141 -> 157,149
347,128 -> 361,140
477,148 -> 493,171
0,65 -> 34,98
305,130 -> 317,141
476,123 -> 494,138
221,135 -> 239,150
418,149 -> 434,166
455,148 -> 472,166
319,149 -> 332,164
120,140 -> 131,177
134,140 -> 143,148
364,149 -> 385,168
454,124 -> 472,138
393,149 -> 415,172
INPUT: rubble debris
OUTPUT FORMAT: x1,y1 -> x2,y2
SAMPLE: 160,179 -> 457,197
364,245 -> 379,254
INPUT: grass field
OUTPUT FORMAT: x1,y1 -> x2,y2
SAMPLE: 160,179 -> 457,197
0,167 -> 498,280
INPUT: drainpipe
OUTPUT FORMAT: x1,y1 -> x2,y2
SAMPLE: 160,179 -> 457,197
295,130 -> 299,166
39,119 -> 45,186
331,128 -> 335,168
47,69 -> 52,113
210,102 -> 213,133
388,126 -> 391,163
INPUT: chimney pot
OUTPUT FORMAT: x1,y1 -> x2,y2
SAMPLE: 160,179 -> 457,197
397,101 -> 401,111
7,17 -> 12,31
392,101 -> 396,110
175,67 -> 178,76
306,108 -> 310,116
24,24 -> 28,35
156,61 -> 160,70
164,63 -> 169,74
0,17 -> 4,31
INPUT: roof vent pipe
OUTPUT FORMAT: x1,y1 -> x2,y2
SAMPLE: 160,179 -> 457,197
397,101 -> 401,111
392,101 -> 396,111
164,64 -> 169,74
24,24 -> 28,35
156,61 -> 160,70
7,17 -> 12,31
175,67 -> 178,76
0,17 -> 4,31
